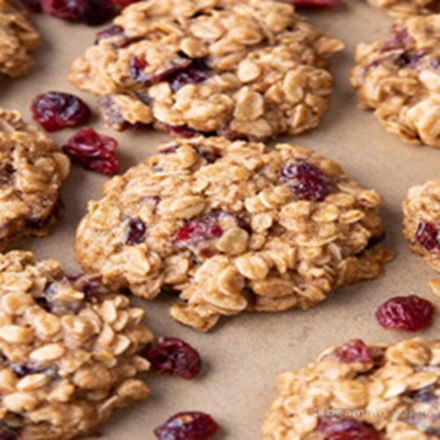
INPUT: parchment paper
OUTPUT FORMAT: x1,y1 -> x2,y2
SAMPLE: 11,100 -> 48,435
2,1 -> 438,438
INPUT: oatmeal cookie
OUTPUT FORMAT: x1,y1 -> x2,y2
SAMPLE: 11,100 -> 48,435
403,179 -> 440,272
0,250 -> 153,440
351,15 -> 440,148
0,109 -> 70,250
0,0 -> 39,78
75,137 -> 392,332
263,338 -> 440,439
368,0 -> 440,17
68,0 -> 344,141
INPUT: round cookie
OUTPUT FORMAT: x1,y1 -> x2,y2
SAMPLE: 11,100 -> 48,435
75,137 -> 392,332
368,0 -> 440,17
0,109 -> 70,250
403,179 -> 440,272
263,338 -> 440,439
351,15 -> 440,148
0,0 -> 39,78
68,0 -> 344,141
0,251 -> 153,440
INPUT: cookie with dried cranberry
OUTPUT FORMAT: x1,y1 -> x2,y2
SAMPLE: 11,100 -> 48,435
263,338 -> 440,439
0,251 -> 153,440
0,0 -> 39,78
0,109 -> 70,250
68,0 -> 343,141
351,15 -> 440,148
75,137 -> 392,332
0,250 -> 154,440
368,0 -> 439,17
403,179 -> 440,272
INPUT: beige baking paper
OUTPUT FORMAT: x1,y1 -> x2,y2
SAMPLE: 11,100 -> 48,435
1,1 -> 438,438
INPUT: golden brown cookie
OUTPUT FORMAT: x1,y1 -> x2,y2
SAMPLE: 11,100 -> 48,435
368,0 -> 440,17
263,338 -> 440,439
0,109 -> 70,250
0,251 -> 153,440
0,0 -> 39,78
351,15 -> 440,148
68,0 -> 343,140
75,137 -> 392,332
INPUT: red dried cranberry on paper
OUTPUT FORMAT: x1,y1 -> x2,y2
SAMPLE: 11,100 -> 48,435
154,411 -> 219,440
62,128 -> 119,176
376,295 -> 434,331
144,337 -> 201,380
31,92 -> 91,131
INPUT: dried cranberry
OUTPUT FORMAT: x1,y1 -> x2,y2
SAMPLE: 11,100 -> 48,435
108,0 -> 137,7
393,51 -> 425,68
416,221 -> 440,251
170,58 -> 210,93
376,295 -> 434,331
12,363 -> 37,378
95,25 -> 124,44
317,415 -> 380,440
154,411 -> 219,440
129,56 -> 192,87
83,0 -> 116,25
42,0 -> 88,21
408,386 -> 437,404
129,55 -> 148,82
292,0 -> 340,7
431,59 -> 440,70
126,218 -> 146,245
192,145 -> 218,164
42,0 -> 115,23
31,92 -> 91,132
280,160 -> 330,201
144,337 -> 201,380
327,339 -> 372,364
160,146 -> 178,155
381,26 -> 410,52
174,215 -> 223,247
20,0 -> 43,12
62,128 -> 119,176
155,121 -> 198,139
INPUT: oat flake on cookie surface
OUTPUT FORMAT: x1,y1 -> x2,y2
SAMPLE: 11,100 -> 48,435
263,338 -> 440,439
68,0 -> 344,141
0,251 -> 153,440
0,0 -> 39,78
0,109 -> 70,251
351,15 -> 440,148
75,137 -> 392,332
368,0 -> 440,17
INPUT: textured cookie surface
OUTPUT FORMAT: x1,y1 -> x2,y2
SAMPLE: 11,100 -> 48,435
351,15 -> 440,148
0,251 -> 153,440
263,338 -> 440,439
0,0 -> 39,78
68,0 -> 343,140
75,137 -> 391,332
368,0 -> 440,16
0,109 -> 70,250
403,179 -> 440,272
